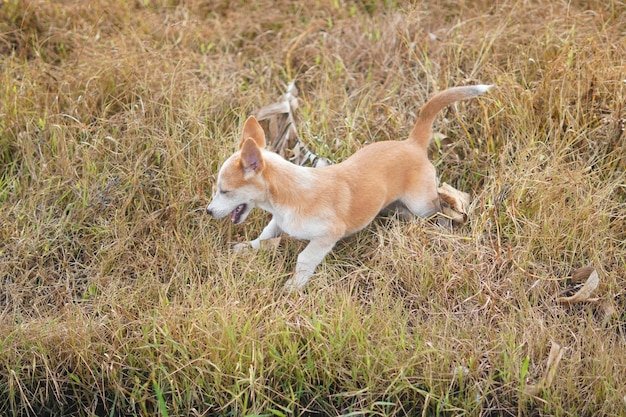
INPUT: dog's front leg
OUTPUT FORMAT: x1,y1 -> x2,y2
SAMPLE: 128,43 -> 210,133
284,238 -> 337,291
234,217 -> 282,252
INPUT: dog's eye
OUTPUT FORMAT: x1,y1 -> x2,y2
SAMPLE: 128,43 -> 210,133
220,189 -> 230,195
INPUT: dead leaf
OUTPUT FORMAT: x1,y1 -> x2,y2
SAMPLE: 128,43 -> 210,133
255,101 -> 292,121
571,265 -> 596,283
438,182 -> 471,225
524,341 -> 565,396
557,267 -> 600,304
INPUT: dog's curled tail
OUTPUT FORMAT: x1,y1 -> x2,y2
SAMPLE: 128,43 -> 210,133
409,84 -> 492,150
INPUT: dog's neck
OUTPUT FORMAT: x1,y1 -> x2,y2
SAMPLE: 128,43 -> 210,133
259,151 -> 324,215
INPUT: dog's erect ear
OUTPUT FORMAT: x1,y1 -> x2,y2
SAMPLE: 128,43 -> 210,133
239,116 -> 266,150
240,138 -> 264,173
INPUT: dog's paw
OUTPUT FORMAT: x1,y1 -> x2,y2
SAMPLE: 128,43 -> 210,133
283,276 -> 308,293
283,278 -> 301,293
232,242 -> 253,253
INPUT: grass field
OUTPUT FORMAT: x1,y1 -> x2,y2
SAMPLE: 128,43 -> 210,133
1,0 -> 625,416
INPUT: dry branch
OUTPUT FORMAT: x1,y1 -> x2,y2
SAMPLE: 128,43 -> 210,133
253,81 -> 331,168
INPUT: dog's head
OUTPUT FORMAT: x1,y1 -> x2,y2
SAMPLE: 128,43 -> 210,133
206,116 -> 269,224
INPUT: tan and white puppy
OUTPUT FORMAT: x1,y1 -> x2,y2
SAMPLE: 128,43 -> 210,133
207,85 -> 491,290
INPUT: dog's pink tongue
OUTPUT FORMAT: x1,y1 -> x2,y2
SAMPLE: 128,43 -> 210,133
231,204 -> 244,223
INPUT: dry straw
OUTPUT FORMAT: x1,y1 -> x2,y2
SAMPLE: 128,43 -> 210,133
0,0 -> 624,416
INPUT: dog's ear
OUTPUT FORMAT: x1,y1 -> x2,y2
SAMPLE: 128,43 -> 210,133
239,116 -> 266,149
240,138 -> 264,173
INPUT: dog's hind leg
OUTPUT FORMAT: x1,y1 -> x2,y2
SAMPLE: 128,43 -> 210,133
402,191 -> 442,218
402,189 -> 456,227
400,165 -> 443,220
401,176 -> 443,222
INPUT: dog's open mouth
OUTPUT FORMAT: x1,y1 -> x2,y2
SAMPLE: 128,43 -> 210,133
231,204 -> 247,224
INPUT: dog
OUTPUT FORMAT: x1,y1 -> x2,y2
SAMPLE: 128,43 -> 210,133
206,85 -> 491,290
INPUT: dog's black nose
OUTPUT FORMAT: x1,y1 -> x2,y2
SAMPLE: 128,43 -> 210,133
206,207 -> 213,216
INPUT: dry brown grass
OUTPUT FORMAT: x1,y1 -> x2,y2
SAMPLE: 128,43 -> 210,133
0,0 -> 625,416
